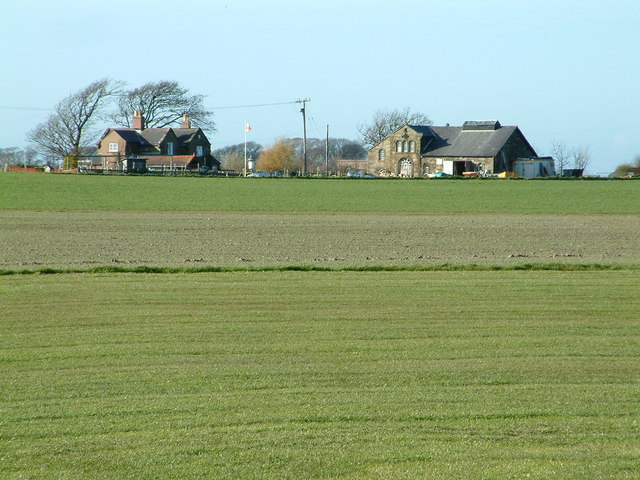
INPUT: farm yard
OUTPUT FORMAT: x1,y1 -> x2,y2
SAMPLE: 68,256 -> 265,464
1,173 -> 639,479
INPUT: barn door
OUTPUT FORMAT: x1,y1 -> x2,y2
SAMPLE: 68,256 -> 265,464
399,158 -> 413,177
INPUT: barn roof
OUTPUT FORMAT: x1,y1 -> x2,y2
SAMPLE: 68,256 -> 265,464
423,125 -> 520,157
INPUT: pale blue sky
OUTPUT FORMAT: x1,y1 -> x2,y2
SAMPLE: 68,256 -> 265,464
1,0 -> 638,174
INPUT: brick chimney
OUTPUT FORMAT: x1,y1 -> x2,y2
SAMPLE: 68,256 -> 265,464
132,110 -> 145,130
181,113 -> 191,129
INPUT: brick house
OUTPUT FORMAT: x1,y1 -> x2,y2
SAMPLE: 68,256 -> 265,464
95,111 -> 219,172
368,121 -> 538,177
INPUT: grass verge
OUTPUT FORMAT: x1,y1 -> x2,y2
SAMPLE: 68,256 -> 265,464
0,262 -> 637,276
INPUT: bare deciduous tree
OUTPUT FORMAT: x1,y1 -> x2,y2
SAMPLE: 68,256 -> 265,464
220,151 -> 244,172
110,80 -> 215,131
358,108 -> 431,149
551,140 -> 591,175
550,140 -> 571,175
0,147 -> 39,170
214,142 -> 262,163
27,79 -> 121,162
571,146 -> 591,171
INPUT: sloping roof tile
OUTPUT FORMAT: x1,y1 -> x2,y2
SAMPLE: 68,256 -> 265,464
419,125 -> 519,157
111,129 -> 151,145
174,128 -> 199,144
139,128 -> 171,145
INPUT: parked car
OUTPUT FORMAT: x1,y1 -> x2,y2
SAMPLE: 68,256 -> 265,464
346,168 -> 375,178
247,171 -> 271,177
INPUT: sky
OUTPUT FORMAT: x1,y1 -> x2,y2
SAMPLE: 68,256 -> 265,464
1,0 -> 639,175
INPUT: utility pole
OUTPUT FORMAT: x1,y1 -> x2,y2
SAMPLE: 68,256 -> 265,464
325,124 -> 329,176
296,98 -> 310,176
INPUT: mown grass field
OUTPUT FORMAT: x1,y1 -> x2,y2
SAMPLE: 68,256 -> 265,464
1,173 -> 639,478
2,271 -> 638,479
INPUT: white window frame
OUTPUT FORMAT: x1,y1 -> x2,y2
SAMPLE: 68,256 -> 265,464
108,143 -> 118,153
167,142 -> 174,156
196,145 -> 204,157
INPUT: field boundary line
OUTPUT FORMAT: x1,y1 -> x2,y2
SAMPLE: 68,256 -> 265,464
1,263 -> 638,276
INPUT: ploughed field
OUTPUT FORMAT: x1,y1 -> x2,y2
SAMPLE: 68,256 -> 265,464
1,210 -> 639,270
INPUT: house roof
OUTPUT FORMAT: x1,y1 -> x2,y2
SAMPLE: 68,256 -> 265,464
98,122 -> 212,152
98,128 -> 151,145
139,128 -> 172,145
174,128 -> 201,145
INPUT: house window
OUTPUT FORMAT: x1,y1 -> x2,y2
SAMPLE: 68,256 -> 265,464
403,141 -> 408,152
409,141 -> 415,153
396,141 -> 402,152
167,142 -> 174,156
196,145 -> 204,157
108,143 -> 118,152
378,149 -> 385,161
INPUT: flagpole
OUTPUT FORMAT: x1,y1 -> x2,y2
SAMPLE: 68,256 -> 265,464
244,121 -> 247,177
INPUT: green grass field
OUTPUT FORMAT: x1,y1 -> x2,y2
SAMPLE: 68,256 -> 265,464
2,172 -> 640,213
1,173 -> 639,478
1,271 -> 638,479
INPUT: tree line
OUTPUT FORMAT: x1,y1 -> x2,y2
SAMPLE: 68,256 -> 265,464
213,138 -> 368,175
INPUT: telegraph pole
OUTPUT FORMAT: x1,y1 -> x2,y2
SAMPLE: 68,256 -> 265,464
296,98 -> 310,176
325,124 -> 329,176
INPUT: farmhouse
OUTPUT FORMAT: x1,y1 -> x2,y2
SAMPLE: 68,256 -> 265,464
94,111 -> 220,172
368,121 -> 541,177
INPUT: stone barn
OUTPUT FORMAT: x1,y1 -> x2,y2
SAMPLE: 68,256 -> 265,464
368,120 -> 538,177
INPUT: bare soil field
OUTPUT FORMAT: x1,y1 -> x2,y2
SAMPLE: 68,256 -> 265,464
1,210 -> 638,269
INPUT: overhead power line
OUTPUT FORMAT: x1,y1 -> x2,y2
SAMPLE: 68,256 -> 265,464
207,100 -> 299,110
0,99 -> 301,113
0,105 -> 52,112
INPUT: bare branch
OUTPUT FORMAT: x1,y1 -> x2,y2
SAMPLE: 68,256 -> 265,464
27,79 -> 121,159
110,80 -> 216,132
358,108 -> 431,149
